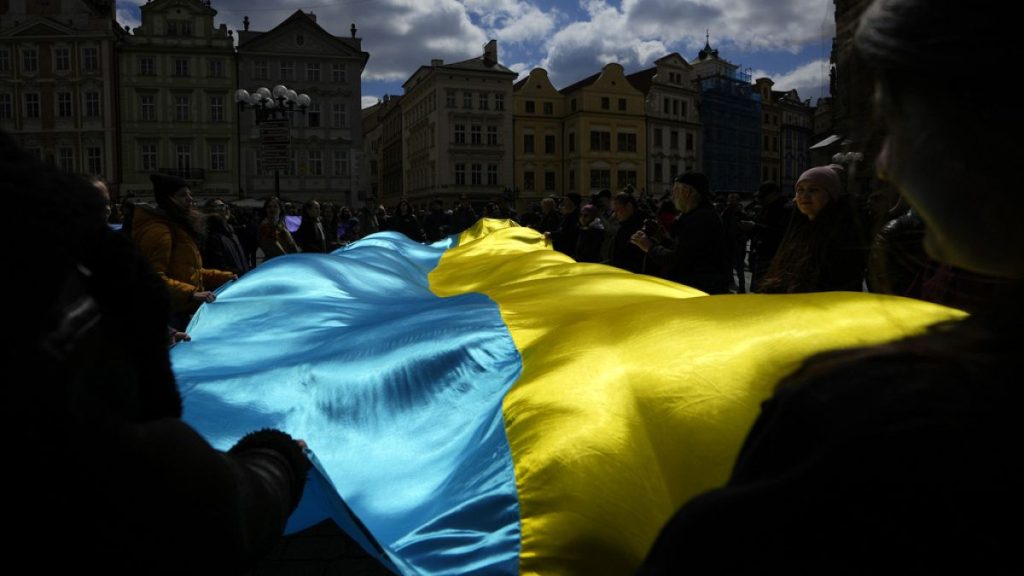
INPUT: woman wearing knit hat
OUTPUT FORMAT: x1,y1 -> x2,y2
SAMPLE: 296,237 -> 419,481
756,165 -> 869,293
133,173 -> 236,329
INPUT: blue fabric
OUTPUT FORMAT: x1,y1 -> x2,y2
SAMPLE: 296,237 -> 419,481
172,232 -> 523,575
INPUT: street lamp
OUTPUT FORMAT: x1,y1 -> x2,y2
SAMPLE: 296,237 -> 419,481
235,84 -> 311,198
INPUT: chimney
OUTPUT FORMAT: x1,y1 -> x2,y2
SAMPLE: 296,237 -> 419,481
431,59 -> 444,67
351,23 -> 358,38
308,11 -> 316,23
483,39 -> 497,66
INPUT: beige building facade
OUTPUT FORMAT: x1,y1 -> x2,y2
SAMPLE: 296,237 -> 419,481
237,11 -> 368,205
400,40 -> 516,208
118,0 -> 236,200
627,53 -> 701,198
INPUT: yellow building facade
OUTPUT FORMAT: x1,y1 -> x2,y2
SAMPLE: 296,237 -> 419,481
559,63 -> 647,197
512,68 -> 564,209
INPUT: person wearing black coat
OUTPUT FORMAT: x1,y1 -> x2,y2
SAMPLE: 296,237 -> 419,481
631,173 -> 731,294
610,192 -> 649,274
743,181 -> 793,291
640,1 -> 1022,572
203,200 -> 250,276
6,131 -> 310,574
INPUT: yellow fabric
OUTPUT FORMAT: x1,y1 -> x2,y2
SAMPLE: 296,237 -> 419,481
429,219 -> 966,575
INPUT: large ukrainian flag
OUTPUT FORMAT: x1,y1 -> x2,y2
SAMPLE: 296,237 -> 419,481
172,220 -> 963,575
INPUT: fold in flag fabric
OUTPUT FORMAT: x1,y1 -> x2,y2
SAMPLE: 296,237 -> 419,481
172,219 -> 965,575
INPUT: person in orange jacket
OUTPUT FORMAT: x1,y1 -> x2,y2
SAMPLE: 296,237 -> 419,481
133,173 -> 235,329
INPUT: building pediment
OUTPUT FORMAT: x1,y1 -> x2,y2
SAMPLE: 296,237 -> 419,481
4,18 -> 75,38
239,12 -> 364,60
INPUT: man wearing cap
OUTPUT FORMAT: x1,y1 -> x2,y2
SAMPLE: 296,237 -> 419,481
631,172 -> 731,294
133,173 -> 235,329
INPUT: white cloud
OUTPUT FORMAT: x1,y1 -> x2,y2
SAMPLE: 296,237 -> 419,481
751,58 -> 830,101
362,96 -> 381,110
539,1 -> 668,87
461,0 -> 558,45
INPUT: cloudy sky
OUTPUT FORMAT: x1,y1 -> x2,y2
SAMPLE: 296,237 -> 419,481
117,0 -> 836,110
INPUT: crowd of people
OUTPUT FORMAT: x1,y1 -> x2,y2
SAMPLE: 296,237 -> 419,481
7,0 -> 1018,570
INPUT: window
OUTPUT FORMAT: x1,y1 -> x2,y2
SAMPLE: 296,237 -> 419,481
543,102 -> 553,115
209,59 -> 224,78
681,101 -> 687,118
280,61 -> 294,80
167,20 -> 192,36
672,100 -> 679,116
0,94 -> 12,119
54,92 -> 72,117
454,124 -> 466,144
58,147 -> 75,172
590,130 -> 611,151
176,144 -> 192,173
590,169 -> 610,189
253,60 -> 268,80
333,151 -> 350,177
663,98 -> 670,114
86,147 -> 102,175
332,103 -> 347,128
524,171 -> 534,191
455,163 -> 466,185
571,99 -> 577,112
141,143 -> 158,171
463,92 -> 473,109
478,93 -> 488,110
210,143 -> 226,170
175,95 -> 190,122
544,171 -> 555,191
446,91 -> 456,108
140,94 -> 155,121
210,95 -> 224,122
568,132 -> 575,153
83,47 -> 98,71
332,63 -> 346,83
307,63 -> 321,81
487,164 -> 498,186
617,132 -> 637,152
654,128 -> 663,147
471,125 -> 481,145
140,57 -> 154,75
654,163 -> 663,183
0,49 -> 10,73
617,170 -> 637,189
618,98 -> 626,111
670,130 -> 679,149
686,132 -> 694,151
22,48 -> 38,73
308,150 -> 323,176
544,134 -> 555,154
174,59 -> 189,77
525,100 -> 535,113
523,134 -> 535,154
471,163 -> 482,186
601,97 -> 610,110
55,48 -> 70,71
487,126 -> 498,146
84,92 -> 101,117
568,169 -> 575,189
495,93 -> 504,111
167,21 -> 177,35
307,103 -> 321,128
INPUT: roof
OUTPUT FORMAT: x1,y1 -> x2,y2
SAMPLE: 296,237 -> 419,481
439,54 -> 515,75
558,71 -> 600,95
625,67 -> 656,93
